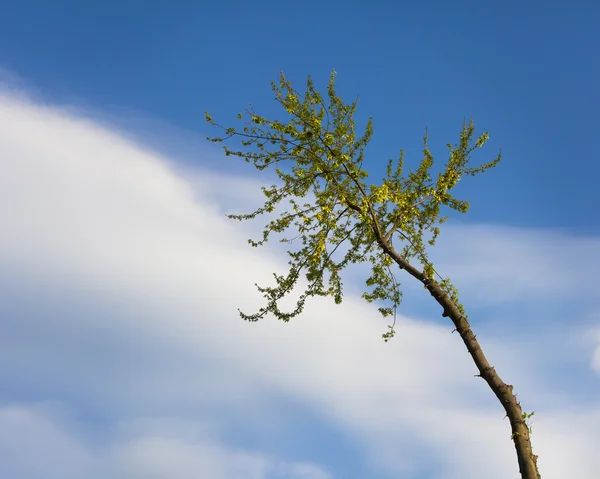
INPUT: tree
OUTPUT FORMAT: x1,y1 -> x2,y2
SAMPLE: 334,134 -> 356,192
205,70 -> 541,479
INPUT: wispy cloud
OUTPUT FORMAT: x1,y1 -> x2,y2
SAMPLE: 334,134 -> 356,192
430,223 -> 600,303
0,404 -> 331,479
1,90 -> 599,478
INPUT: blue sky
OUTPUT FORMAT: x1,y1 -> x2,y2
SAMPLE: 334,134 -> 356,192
1,2 -> 599,478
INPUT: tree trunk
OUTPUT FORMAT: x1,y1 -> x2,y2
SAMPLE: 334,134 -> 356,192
379,236 -> 541,479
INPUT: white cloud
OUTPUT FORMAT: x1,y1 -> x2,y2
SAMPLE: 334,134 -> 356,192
427,223 -> 600,304
1,90 -> 599,478
0,404 -> 331,479
0,404 -> 94,479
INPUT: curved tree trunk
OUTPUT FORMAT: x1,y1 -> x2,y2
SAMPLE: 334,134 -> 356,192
378,235 -> 541,479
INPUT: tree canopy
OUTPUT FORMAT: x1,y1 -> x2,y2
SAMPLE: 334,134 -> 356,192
205,70 -> 500,340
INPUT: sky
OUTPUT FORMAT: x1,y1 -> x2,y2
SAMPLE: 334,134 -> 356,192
0,1 -> 599,478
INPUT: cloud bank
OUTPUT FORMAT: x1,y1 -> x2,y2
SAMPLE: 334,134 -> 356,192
1,89 -> 599,478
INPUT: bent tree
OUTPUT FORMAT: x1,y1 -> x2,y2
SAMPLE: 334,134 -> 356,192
205,71 -> 540,479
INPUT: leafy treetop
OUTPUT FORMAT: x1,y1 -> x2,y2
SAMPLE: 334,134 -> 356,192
205,70 -> 500,340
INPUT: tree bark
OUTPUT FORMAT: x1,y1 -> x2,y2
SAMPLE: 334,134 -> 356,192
377,235 -> 541,479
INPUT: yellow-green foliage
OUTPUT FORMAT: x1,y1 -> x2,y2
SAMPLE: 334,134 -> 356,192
206,71 -> 500,337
